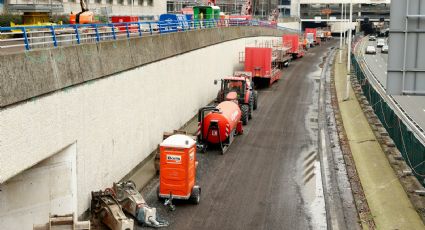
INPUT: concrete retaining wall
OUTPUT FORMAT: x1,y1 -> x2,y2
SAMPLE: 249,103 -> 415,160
0,26 -> 285,108
0,34 -> 282,228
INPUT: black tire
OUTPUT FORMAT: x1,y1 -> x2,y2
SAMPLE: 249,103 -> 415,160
248,95 -> 253,120
189,187 -> 201,204
241,104 -> 249,125
253,91 -> 258,110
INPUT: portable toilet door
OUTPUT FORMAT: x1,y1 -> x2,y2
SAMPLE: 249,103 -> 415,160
212,6 -> 220,20
159,134 -> 197,200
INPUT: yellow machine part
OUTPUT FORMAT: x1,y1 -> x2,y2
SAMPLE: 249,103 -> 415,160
22,12 -> 50,25
10,13 -> 58,32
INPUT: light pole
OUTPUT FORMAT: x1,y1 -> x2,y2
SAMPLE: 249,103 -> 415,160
344,0 -> 353,101
343,3 -> 346,45
339,2 -> 344,64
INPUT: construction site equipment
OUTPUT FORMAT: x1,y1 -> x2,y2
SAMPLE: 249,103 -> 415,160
283,34 -> 306,59
112,181 -> 168,228
33,214 -> 90,230
197,101 -> 243,153
91,190 -> 134,230
193,5 -> 220,20
215,72 -> 258,124
7,2 -> 64,27
111,16 -> 139,32
273,46 -> 292,68
158,134 -> 200,209
305,28 -> 320,46
159,14 -> 190,33
70,0 -> 95,24
244,47 -> 281,87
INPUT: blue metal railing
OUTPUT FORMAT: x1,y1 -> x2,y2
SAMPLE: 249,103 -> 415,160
0,19 -> 297,52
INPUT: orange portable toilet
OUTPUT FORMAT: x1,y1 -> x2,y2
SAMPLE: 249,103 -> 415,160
158,134 -> 200,207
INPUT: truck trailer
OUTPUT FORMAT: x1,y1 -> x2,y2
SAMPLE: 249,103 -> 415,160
244,47 -> 281,87
283,34 -> 305,59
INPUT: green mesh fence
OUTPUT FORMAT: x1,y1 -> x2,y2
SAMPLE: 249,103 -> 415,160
352,55 -> 425,185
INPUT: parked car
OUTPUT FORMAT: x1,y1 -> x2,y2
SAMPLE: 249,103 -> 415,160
366,45 -> 377,54
377,38 -> 385,47
369,35 -> 377,41
381,45 -> 389,53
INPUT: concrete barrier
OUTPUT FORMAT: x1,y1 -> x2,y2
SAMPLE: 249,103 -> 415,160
0,26 -> 286,107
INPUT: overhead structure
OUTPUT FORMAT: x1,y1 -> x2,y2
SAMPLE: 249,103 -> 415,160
387,0 -> 425,95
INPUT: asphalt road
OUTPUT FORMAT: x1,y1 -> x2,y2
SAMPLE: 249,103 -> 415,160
139,41 -> 336,230
363,39 -> 425,131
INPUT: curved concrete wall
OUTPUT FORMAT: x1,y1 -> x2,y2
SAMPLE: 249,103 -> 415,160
0,27 -> 285,108
0,35 -> 282,227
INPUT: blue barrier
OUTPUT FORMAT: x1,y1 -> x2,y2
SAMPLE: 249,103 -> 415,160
0,19 -> 295,51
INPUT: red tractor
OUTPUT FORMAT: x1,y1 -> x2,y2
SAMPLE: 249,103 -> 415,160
214,72 -> 258,125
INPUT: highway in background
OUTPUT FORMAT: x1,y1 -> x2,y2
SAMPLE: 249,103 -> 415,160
363,40 -> 425,131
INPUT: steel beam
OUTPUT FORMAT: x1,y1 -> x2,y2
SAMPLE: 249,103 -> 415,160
387,0 -> 425,95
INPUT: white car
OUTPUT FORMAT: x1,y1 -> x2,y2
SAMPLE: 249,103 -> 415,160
381,45 -> 389,53
366,45 -> 376,54
369,35 -> 376,41
377,38 -> 385,47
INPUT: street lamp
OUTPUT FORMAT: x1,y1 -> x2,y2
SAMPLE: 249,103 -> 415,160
339,2 -> 344,64
344,0 -> 353,101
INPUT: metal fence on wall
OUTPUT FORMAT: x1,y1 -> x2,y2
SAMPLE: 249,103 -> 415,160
0,19 -> 296,53
352,54 -> 425,185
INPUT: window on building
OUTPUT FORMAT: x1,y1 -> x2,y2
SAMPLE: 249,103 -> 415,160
107,0 -> 113,4
139,0 -> 144,6
118,0 -> 124,4
148,0 -> 153,6
95,0 -> 101,4
128,0 -> 132,5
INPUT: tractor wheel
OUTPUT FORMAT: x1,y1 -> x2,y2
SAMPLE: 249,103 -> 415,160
253,91 -> 258,110
189,186 -> 201,204
248,96 -> 253,120
241,104 -> 249,125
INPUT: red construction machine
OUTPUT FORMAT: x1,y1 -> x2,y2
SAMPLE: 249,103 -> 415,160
243,47 -> 281,87
197,100 -> 244,154
283,34 -> 306,59
215,71 -> 258,124
69,0 -> 95,24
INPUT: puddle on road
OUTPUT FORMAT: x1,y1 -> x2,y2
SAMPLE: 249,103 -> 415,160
295,53 -> 328,230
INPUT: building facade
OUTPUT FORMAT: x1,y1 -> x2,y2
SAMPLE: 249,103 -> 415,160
293,0 -> 390,20
6,0 -> 166,17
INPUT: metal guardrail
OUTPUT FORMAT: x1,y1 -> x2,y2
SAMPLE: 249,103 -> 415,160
353,36 -> 425,181
354,37 -> 425,144
0,19 -> 296,52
